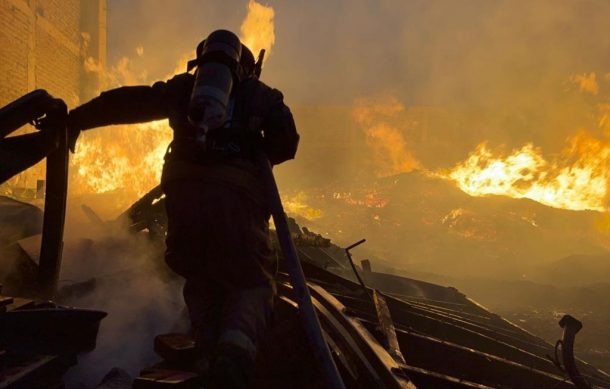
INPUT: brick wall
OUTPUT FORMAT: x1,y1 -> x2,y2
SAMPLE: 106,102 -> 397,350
37,0 -> 81,45
0,0 -> 105,189
0,1 -> 30,105
35,27 -> 81,106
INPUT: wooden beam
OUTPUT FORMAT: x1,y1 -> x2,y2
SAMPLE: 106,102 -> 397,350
373,289 -> 406,364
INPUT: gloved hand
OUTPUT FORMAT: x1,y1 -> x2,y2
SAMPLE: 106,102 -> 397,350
32,98 -> 67,148
34,103 -> 81,153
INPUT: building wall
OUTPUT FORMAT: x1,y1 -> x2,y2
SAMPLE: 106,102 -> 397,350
0,0 -> 106,189
0,0 -> 31,105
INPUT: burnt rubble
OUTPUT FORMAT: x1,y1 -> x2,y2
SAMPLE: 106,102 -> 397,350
2,180 -> 610,387
1,86 -> 609,387
77,190 -> 610,388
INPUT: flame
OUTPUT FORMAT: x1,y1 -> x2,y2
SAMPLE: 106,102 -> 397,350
353,96 -> 420,177
71,50 -> 180,201
441,208 -> 498,241
448,131 -> 610,211
71,120 -> 172,197
69,2 -> 277,205
570,72 -> 599,95
333,190 -> 389,208
239,0 -> 275,62
282,191 -> 324,220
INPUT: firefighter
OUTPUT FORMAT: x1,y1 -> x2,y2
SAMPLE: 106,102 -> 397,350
68,30 -> 299,387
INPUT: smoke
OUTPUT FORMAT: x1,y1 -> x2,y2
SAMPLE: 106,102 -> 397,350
58,4 -> 280,385
570,72 -> 599,96
59,213 -> 185,388
352,95 -> 420,177
72,0 -> 610,275
70,0 -> 278,207
261,0 -> 610,192
40,2 -> 610,374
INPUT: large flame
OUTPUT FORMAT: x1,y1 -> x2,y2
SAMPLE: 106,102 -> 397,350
70,1 -> 276,205
71,8 -> 610,221
353,96 -> 420,177
71,120 -> 172,196
73,46 -> 193,200
239,0 -> 275,62
73,46 -> 176,201
448,131 -> 610,212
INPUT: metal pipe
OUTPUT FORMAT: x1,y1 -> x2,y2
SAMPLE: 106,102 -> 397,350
345,238 -> 369,297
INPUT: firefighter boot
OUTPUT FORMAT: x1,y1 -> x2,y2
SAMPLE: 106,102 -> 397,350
207,342 -> 255,389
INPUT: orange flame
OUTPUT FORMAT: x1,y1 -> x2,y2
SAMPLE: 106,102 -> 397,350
71,120 -> 172,197
353,96 -> 420,177
282,191 -> 324,220
239,0 -> 275,62
72,50 -> 178,201
448,131 -> 610,211
333,191 -> 389,208
70,3 -> 276,205
570,72 -> 599,95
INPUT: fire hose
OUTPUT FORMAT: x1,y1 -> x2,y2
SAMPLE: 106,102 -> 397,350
257,151 -> 346,389
250,48 -> 344,387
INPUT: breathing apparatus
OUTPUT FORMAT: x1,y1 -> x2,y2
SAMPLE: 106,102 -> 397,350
186,30 -> 242,139
186,30 -> 266,146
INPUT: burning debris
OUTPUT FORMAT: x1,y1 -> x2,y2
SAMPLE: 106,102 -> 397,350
71,120 -> 172,199
4,0 -> 610,387
448,132 -> 610,212
3,128 -> 610,388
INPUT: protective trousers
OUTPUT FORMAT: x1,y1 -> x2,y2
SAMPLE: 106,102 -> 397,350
163,177 -> 275,387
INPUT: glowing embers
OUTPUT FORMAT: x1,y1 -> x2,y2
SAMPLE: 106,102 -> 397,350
441,208 -> 498,241
448,131 -> 610,212
332,190 -> 389,208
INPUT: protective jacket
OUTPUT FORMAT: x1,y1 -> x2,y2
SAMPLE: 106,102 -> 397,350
70,72 -> 299,173
70,73 -> 300,289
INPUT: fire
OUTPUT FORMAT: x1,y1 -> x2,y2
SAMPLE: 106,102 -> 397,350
69,1 -> 277,205
448,131 -> 610,212
441,208 -> 498,241
353,96 -> 420,177
448,143 -> 546,198
73,50 -> 176,201
570,72 -> 599,95
282,191 -> 323,220
71,120 -> 172,196
239,0 -> 275,61
333,191 -> 389,208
